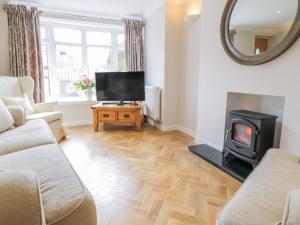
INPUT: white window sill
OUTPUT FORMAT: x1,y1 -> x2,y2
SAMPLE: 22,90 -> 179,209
55,97 -> 98,106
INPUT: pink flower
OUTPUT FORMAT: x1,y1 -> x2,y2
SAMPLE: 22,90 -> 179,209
82,77 -> 92,86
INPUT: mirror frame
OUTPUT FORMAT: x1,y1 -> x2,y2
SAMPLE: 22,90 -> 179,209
221,0 -> 300,65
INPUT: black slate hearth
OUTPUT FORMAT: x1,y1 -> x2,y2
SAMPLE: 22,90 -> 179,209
189,144 -> 253,182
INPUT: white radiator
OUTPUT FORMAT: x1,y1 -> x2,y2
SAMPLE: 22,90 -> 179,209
145,86 -> 161,121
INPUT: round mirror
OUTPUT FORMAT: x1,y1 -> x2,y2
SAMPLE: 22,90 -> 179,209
221,0 -> 300,65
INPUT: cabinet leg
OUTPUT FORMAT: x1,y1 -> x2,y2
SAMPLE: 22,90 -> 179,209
93,122 -> 98,132
136,122 -> 141,131
136,116 -> 143,131
93,110 -> 98,132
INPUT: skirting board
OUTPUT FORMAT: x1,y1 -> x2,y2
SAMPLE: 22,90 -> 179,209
159,125 -> 196,138
65,119 -> 198,141
195,137 -> 223,152
177,126 -> 196,138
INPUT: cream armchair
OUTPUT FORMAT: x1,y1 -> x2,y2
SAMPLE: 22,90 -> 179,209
0,76 -> 66,141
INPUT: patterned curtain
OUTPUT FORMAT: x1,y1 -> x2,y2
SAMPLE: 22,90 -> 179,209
3,4 -> 44,103
123,19 -> 145,72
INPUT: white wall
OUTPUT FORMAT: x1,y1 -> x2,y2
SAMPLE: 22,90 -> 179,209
145,4 -> 165,89
179,0 -> 201,136
144,4 -> 166,127
269,31 -> 287,50
0,0 -> 10,75
144,0 -> 201,136
57,102 -> 95,126
233,31 -> 255,56
145,2 -> 182,130
163,2 -> 181,127
196,0 -> 300,156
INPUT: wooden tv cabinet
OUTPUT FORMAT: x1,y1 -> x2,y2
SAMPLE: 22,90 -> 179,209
91,103 -> 144,131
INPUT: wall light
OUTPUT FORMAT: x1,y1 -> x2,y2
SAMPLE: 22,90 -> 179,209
184,13 -> 200,24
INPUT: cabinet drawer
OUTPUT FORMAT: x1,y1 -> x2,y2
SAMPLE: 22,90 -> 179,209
98,111 -> 116,121
118,111 -> 136,121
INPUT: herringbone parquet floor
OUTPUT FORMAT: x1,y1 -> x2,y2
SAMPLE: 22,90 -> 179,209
60,125 -> 241,225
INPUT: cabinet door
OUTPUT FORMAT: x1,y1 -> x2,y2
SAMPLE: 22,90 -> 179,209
98,111 -> 116,122
118,111 -> 136,121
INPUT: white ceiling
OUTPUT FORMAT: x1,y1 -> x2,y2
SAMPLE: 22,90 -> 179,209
13,0 -> 167,18
230,0 -> 298,28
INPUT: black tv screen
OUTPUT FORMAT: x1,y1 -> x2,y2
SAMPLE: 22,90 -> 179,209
95,71 -> 145,102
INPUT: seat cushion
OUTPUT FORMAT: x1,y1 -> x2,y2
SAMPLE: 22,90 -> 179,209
7,106 -> 25,127
27,111 -> 63,123
0,170 -> 46,225
0,119 -> 56,156
1,94 -> 35,115
217,149 -> 300,225
0,144 -> 97,225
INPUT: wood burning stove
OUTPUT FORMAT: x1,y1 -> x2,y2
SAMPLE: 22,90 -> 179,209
224,110 -> 277,168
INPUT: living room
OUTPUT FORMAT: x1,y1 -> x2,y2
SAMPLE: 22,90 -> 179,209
0,0 -> 300,225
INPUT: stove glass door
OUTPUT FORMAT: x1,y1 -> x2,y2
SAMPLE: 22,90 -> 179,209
233,123 -> 253,147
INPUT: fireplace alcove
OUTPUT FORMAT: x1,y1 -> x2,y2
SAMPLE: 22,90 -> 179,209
189,92 -> 286,182
224,92 -> 286,149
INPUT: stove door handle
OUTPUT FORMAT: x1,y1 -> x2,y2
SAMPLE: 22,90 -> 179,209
225,129 -> 232,141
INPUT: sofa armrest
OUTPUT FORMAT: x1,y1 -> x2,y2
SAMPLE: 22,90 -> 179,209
7,106 -> 25,127
0,170 -> 46,225
33,101 -> 57,113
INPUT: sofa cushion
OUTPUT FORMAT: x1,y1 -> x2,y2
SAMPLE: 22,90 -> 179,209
281,189 -> 300,225
0,98 -> 14,133
27,111 -> 63,123
0,170 -> 46,225
0,144 -> 97,225
7,106 -> 25,127
0,119 -> 56,156
217,149 -> 300,225
1,94 -> 35,115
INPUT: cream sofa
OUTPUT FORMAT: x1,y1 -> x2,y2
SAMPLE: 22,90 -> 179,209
0,117 -> 97,224
217,149 -> 300,225
0,76 -> 66,141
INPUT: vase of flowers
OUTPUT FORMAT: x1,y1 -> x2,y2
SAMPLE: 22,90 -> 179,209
74,75 -> 96,101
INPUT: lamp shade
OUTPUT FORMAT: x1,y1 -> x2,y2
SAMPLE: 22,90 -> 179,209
184,13 -> 200,24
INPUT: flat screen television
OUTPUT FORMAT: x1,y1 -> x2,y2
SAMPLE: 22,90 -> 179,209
95,71 -> 145,103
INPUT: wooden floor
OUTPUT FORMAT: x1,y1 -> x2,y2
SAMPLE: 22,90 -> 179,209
60,125 -> 241,225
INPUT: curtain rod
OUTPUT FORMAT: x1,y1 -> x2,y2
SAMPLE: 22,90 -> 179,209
4,2 -> 144,26
7,1 -> 144,23
40,10 -> 124,25
41,11 -> 144,22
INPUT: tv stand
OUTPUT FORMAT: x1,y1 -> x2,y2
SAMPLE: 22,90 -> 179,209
91,103 -> 144,131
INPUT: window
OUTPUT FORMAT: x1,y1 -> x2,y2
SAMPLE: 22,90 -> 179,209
41,20 -> 125,99
54,28 -> 82,44
86,31 -> 111,45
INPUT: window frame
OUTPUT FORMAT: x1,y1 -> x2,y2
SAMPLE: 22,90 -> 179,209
40,19 -> 124,99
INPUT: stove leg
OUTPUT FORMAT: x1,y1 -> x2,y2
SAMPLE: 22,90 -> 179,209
223,148 -> 230,159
